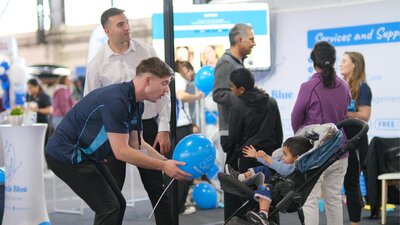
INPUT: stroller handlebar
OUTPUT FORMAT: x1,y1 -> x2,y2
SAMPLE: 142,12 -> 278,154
336,118 -> 369,150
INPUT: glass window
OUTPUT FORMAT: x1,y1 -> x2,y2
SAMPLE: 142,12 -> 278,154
0,0 -> 38,36
113,0 -> 161,19
64,0 -> 111,26
65,0 -> 164,26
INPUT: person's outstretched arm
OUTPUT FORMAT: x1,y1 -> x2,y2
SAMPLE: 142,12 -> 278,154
108,132 -> 190,180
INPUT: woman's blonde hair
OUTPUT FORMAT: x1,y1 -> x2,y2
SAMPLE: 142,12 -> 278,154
344,51 -> 366,109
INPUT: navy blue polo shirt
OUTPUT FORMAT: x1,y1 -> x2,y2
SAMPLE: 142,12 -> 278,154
45,81 -> 144,164
357,82 -> 372,108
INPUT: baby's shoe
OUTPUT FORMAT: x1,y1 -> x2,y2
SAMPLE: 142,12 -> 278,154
246,210 -> 269,225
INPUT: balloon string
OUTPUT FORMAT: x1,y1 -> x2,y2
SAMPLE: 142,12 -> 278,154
148,177 -> 175,220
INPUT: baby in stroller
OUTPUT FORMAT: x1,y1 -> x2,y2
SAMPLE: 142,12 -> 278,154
225,136 -> 314,225
218,118 -> 368,225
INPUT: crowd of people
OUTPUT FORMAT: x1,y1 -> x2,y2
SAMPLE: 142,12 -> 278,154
6,7 -> 374,225
212,24 -> 372,225
23,75 -> 83,146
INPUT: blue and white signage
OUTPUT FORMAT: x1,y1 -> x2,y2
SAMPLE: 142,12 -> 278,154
152,3 -> 271,70
308,22 -> 400,48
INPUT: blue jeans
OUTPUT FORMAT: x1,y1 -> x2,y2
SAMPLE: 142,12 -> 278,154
250,166 -> 273,202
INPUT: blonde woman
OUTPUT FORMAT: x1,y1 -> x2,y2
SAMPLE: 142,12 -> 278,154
340,51 -> 372,225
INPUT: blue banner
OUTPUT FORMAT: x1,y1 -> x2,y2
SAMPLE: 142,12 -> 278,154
152,10 -> 268,39
307,22 -> 400,48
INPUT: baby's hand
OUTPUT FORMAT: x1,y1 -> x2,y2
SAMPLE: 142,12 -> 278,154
257,150 -> 273,164
256,150 -> 267,158
242,145 -> 258,158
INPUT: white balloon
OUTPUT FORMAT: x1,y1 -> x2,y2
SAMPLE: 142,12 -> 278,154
204,92 -> 218,112
9,57 -> 29,84
203,124 -> 218,140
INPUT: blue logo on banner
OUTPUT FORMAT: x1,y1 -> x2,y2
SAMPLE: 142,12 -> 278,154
307,22 -> 400,48
271,90 -> 293,100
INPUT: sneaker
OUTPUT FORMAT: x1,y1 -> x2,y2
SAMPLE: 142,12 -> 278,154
181,205 -> 196,215
225,164 -> 240,179
246,211 -> 269,225
243,172 -> 264,189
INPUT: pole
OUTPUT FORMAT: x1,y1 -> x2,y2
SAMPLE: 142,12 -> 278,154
163,1 -> 178,225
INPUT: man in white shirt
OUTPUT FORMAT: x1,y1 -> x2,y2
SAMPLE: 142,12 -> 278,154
84,7 -> 172,225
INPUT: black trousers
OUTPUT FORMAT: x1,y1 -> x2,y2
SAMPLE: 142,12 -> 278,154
238,155 -> 263,173
46,154 -> 126,225
107,118 -> 172,225
344,131 -> 369,222
164,124 -> 193,213
221,136 -> 244,221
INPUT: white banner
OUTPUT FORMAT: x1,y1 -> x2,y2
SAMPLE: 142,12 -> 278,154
258,0 -> 400,139
0,124 -> 50,225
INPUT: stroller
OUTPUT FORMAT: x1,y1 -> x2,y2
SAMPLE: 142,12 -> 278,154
218,118 -> 369,225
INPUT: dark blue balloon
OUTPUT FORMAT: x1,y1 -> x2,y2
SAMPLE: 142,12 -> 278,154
172,134 -> 216,179
0,61 -> 10,109
205,163 -> 219,180
192,182 -> 218,209
194,66 -> 214,95
0,61 -> 10,71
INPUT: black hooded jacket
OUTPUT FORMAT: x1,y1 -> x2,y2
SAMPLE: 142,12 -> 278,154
227,88 -> 283,164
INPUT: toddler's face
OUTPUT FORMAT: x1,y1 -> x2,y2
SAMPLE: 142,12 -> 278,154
282,146 -> 297,164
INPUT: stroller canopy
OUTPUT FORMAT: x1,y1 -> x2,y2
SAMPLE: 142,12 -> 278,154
272,123 -> 343,173
295,123 -> 344,173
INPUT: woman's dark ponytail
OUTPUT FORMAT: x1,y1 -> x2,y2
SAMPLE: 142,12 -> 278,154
310,41 -> 337,88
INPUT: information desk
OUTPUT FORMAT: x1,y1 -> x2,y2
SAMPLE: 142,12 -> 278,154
0,124 -> 50,225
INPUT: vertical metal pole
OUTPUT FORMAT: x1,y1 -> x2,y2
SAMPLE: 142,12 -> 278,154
163,0 -> 178,225
36,0 -> 46,44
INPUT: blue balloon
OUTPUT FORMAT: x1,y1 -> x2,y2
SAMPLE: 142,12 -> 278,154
172,134 -> 216,179
194,66 -> 214,95
205,111 -> 218,125
0,167 -> 5,184
193,182 -> 218,209
205,163 -> 219,180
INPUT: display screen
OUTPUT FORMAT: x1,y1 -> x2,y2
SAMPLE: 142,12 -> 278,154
152,2 -> 271,70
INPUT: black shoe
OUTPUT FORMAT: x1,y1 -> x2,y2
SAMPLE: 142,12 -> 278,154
225,164 -> 240,179
246,211 -> 269,225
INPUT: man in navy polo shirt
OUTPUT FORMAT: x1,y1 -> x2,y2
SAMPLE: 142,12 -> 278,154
45,57 -> 190,225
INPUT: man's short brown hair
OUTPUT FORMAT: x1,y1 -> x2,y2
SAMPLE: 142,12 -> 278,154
101,7 -> 125,28
136,57 -> 174,78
